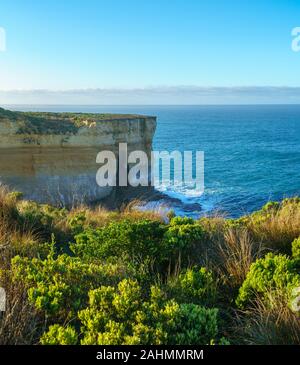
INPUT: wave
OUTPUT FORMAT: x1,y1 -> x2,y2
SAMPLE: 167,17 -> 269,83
153,180 -> 223,217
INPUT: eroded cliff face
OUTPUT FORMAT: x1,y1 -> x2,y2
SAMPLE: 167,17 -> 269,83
0,110 -> 156,206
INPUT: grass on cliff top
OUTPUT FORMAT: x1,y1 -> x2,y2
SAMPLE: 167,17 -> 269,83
0,107 -> 153,135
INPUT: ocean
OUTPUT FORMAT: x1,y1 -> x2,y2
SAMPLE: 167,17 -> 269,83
7,104 -> 300,218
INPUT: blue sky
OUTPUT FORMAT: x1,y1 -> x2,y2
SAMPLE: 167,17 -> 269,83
0,0 -> 300,103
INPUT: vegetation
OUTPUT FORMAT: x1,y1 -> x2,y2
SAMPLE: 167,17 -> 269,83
0,107 -> 151,134
0,186 -> 300,345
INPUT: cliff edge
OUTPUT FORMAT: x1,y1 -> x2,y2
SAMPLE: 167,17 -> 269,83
0,108 -> 157,206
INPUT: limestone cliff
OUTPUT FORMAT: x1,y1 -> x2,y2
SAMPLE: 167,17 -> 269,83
0,108 -> 156,206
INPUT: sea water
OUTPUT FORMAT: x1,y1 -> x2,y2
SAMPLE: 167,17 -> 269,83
8,104 -> 300,218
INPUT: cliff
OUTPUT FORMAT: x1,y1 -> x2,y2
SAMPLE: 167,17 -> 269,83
0,108 -> 156,206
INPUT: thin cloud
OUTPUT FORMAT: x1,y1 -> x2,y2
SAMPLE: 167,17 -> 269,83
1,86 -> 300,105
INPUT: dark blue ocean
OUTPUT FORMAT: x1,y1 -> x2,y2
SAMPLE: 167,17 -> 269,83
8,105 -> 300,218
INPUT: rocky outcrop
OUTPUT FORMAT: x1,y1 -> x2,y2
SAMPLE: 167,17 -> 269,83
0,108 -> 156,206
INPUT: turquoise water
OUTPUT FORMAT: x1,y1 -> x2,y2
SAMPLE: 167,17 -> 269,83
9,105 -> 300,217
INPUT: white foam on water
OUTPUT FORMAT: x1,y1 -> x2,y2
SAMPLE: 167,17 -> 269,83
153,180 -> 224,216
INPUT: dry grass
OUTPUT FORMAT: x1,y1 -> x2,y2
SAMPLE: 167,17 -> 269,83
213,228 -> 263,289
233,291 -> 300,345
66,200 -> 164,231
65,204 -> 114,229
207,199 -> 300,293
120,199 -> 165,222
0,226 -> 44,344
0,186 -> 44,344
0,275 -> 41,345
0,185 -> 19,229
247,200 -> 300,253
10,230 -> 43,258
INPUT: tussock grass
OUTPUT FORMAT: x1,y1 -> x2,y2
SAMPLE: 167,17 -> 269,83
214,228 -> 263,289
0,185 -> 19,229
233,290 -> 300,345
0,279 -> 41,345
247,198 -> 300,253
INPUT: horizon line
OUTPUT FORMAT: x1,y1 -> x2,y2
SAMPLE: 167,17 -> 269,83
3,103 -> 300,107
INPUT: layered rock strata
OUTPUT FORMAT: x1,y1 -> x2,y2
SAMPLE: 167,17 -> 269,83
0,108 -> 156,206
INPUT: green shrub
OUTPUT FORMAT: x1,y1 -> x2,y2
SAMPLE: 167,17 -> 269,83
170,303 -> 219,345
11,251 -> 127,317
2,190 -> 300,345
261,201 -> 280,212
65,279 -> 225,345
72,218 -> 207,272
17,201 -> 67,239
292,237 -> 300,259
72,219 -> 167,265
169,216 -> 195,226
236,253 -> 300,308
8,191 -> 24,201
163,220 -> 205,266
166,267 -> 217,306
67,212 -> 86,234
223,217 -> 248,230
40,324 -> 78,345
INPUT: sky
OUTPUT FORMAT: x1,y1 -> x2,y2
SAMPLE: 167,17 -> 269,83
0,0 -> 300,104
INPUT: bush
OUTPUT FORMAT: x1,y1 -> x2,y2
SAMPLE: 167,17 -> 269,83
261,201 -> 280,213
17,201 -> 68,240
171,303 -> 220,345
8,191 -> 24,201
163,219 -> 205,267
72,218 -> 207,273
72,219 -> 167,265
40,324 -> 78,345
169,216 -> 195,226
166,267 -> 217,306
67,212 -> 86,234
41,279 -> 225,345
236,253 -> 300,308
1,189 -> 300,345
11,250 -> 127,317
292,237 -> 300,259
